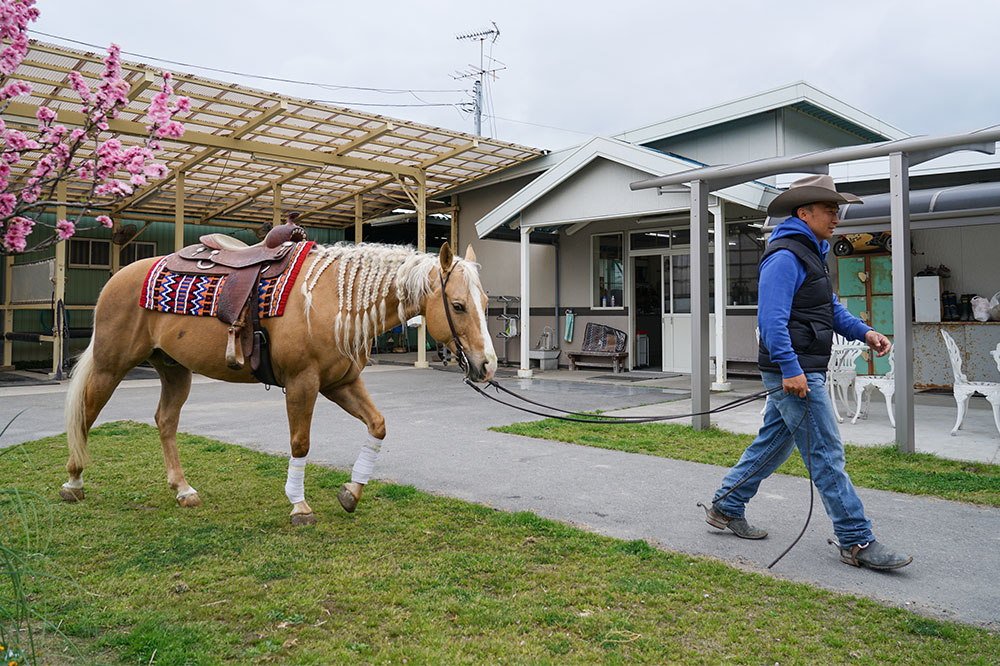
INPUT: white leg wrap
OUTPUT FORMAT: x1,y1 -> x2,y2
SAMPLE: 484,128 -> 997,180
63,476 -> 84,490
177,486 -> 198,500
284,456 -> 307,505
351,435 -> 383,484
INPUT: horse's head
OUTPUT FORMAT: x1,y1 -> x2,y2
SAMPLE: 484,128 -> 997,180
425,243 -> 498,382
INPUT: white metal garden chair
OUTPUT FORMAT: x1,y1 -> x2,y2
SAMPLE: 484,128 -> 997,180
828,335 -> 867,423
851,348 -> 895,426
940,329 -> 1000,437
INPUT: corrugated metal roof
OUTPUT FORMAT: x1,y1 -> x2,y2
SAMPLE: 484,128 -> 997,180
9,40 -> 544,230
840,181 -> 1000,221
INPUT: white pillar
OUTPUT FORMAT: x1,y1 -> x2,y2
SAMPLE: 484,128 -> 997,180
518,225 -> 532,378
711,201 -> 730,391
415,173 -> 428,368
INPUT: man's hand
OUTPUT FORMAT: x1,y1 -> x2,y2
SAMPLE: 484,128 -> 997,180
865,330 -> 892,357
782,373 -> 809,398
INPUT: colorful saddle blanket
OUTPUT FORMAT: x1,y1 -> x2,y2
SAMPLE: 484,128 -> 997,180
139,241 -> 314,318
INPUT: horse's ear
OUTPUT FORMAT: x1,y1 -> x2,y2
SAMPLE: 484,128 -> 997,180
464,244 -> 477,263
439,242 -> 454,272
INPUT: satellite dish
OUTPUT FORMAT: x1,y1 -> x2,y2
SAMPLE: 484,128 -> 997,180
112,223 -> 138,245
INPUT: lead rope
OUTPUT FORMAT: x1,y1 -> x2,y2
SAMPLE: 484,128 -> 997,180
439,275 -> 813,566
467,366 -> 813,567
702,393 -> 815,569
464,378 -> 782,424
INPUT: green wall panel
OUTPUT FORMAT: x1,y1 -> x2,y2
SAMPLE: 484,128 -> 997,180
837,257 -> 867,297
870,255 -> 893,295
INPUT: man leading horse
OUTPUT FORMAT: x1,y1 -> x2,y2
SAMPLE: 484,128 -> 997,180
702,175 -> 912,570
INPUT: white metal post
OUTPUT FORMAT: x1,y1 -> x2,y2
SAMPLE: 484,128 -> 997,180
415,173 -> 428,368
690,180 -> 711,429
518,225 -> 532,378
711,201 -> 730,391
889,151 -> 915,454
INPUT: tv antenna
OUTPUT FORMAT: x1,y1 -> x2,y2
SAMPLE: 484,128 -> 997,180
454,21 -> 504,136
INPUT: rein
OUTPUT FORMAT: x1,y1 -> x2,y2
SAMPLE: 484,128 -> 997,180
438,265 -> 470,376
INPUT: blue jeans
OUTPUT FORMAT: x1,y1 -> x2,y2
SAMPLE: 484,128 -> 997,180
712,371 -> 874,548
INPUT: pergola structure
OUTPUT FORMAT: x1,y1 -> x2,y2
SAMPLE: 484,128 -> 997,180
2,40 -> 544,374
630,125 -> 1000,454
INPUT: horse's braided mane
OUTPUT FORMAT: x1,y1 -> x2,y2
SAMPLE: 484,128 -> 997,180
299,242 -> 481,365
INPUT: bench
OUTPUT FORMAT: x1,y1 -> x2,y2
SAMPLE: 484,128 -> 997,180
162,221 -> 308,384
566,323 -> 628,373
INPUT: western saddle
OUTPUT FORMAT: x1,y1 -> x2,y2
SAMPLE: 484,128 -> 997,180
163,221 -> 308,386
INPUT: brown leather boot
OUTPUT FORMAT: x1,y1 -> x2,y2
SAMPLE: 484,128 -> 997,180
698,502 -> 768,539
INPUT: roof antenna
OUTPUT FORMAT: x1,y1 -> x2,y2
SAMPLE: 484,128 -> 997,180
454,22 -> 504,137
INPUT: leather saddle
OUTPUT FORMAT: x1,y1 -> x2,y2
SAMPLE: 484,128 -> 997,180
163,222 -> 308,385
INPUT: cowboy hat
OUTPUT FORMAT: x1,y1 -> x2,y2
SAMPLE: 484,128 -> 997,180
766,174 -> 863,218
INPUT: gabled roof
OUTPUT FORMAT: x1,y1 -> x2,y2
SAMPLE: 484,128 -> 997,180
475,137 -> 778,237
612,81 -> 908,147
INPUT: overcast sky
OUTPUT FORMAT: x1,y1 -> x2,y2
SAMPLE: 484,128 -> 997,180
30,0 -> 1000,151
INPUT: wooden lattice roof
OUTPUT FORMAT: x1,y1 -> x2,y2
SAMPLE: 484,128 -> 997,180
7,40 -> 544,229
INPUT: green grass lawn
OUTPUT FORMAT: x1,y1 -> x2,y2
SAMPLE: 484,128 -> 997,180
492,419 -> 1000,506
1,421 -> 997,665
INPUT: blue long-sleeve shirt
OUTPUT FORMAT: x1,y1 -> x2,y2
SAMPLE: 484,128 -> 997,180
758,217 -> 872,378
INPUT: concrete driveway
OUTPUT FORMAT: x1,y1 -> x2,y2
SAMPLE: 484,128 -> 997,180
1,364 -> 997,628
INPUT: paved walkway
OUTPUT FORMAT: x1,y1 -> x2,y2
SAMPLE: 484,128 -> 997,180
2,363 -> 997,627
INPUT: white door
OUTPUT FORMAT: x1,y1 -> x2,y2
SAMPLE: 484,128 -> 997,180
662,253 -> 715,373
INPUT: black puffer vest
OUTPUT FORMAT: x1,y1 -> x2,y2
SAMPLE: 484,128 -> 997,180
757,234 -> 835,374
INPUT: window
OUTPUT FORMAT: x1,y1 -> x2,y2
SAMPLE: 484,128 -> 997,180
69,239 -> 157,269
69,238 -> 110,269
592,233 -> 623,308
120,241 -> 156,266
726,222 -> 766,306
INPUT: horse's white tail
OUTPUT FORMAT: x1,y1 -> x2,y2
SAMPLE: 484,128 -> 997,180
64,338 -> 95,469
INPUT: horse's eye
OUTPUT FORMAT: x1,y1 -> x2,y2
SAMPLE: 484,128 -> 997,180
451,302 -> 466,313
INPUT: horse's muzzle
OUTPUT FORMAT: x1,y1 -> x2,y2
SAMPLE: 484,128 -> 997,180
464,352 -> 496,383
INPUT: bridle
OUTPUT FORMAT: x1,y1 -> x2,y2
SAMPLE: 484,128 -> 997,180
438,264 -> 471,377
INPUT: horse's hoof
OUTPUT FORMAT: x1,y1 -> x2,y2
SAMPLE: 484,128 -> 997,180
59,486 -> 84,502
337,484 -> 358,513
177,493 -> 202,508
290,512 -> 317,526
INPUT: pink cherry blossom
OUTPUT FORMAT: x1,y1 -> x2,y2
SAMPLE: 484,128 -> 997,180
0,192 -> 15,216
0,79 -> 30,99
3,216 -> 34,253
56,218 -> 75,240
0,1 -> 184,253
68,70 -> 92,103
35,106 -> 56,124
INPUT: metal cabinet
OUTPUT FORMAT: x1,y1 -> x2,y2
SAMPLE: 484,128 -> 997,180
836,254 -> 892,375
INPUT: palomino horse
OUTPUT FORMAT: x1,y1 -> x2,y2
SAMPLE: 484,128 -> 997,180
62,241 -> 497,524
